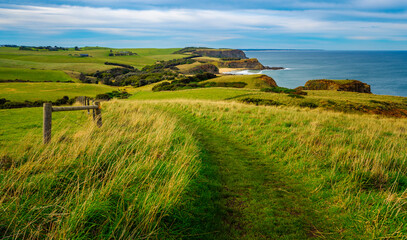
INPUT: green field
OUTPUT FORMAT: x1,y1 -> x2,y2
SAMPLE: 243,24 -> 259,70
0,82 -> 116,101
0,67 -> 74,82
0,47 -> 185,75
0,107 -> 87,149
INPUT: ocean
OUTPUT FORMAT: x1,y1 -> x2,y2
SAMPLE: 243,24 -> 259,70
233,50 -> 407,97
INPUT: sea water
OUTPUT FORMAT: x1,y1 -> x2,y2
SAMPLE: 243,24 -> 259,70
235,50 -> 407,97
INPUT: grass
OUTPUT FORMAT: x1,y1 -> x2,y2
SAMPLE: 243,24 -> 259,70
175,62 -> 203,73
2,55 -> 407,239
0,67 -> 74,82
233,90 -> 407,117
203,74 -> 272,89
0,47 -> 185,76
0,107 -> 87,149
0,82 -> 116,102
131,87 -> 259,101
142,99 -> 407,239
2,92 -> 407,238
0,101 -> 200,239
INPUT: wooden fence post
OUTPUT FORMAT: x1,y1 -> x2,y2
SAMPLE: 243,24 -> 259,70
43,103 -> 52,144
95,101 -> 102,127
43,103 -> 101,143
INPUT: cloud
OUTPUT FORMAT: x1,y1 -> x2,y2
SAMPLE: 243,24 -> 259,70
0,4 -> 406,45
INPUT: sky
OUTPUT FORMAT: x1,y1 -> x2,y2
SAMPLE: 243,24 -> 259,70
1,0 -> 407,49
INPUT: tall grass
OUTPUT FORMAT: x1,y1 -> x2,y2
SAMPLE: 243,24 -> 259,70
0,101 -> 199,239
142,99 -> 407,239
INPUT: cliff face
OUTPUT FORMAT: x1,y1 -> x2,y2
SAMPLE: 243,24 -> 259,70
302,79 -> 371,93
218,58 -> 265,70
195,49 -> 248,59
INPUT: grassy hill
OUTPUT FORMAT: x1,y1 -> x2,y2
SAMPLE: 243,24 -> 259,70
1,48 -> 407,239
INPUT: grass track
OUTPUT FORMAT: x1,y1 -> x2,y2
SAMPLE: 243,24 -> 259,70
150,102 -> 336,239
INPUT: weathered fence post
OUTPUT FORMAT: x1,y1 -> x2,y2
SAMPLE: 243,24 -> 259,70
86,97 -> 90,114
43,102 -> 102,143
95,101 -> 102,127
43,103 -> 52,144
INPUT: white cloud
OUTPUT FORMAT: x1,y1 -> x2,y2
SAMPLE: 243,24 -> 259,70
0,5 -> 406,42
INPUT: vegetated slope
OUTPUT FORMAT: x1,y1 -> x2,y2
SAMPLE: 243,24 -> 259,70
0,101 -> 200,239
202,74 -> 277,89
0,47 -> 185,79
1,96 -> 407,239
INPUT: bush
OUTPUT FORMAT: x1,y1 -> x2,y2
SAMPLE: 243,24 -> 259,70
0,96 -> 76,109
240,98 -> 283,106
213,82 -> 247,88
261,87 -> 296,94
152,73 -> 218,92
299,102 -> 318,108
288,94 -> 304,99
95,93 -> 111,100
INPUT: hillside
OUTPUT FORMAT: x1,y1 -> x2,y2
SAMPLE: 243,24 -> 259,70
1,48 -> 407,239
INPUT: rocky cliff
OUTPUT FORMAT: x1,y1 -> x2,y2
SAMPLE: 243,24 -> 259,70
300,79 -> 371,93
218,58 -> 265,70
195,49 -> 248,59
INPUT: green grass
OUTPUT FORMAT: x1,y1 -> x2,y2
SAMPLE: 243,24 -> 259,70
0,107 -> 87,149
0,47 -> 186,78
233,90 -> 407,117
0,82 -> 116,102
0,67 -> 74,82
202,74 -> 272,89
2,50 -> 407,239
131,87 -> 258,101
0,101 -> 200,239
142,99 -> 407,239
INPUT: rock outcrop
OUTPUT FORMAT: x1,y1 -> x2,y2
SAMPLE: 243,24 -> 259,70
299,79 -> 371,93
195,49 -> 248,59
218,58 -> 266,70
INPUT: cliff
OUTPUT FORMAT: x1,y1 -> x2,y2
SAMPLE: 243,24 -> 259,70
194,49 -> 248,59
218,58 -> 265,70
299,79 -> 371,93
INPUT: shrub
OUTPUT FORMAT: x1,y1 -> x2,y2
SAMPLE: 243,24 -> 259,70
240,98 -> 283,106
299,102 -> 318,108
288,94 -> 304,99
213,82 -> 247,88
261,87 -> 296,94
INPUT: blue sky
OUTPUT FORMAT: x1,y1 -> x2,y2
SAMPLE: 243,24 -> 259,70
1,0 -> 407,49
